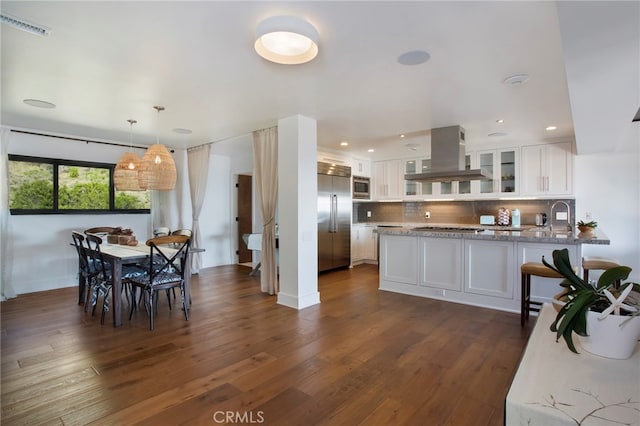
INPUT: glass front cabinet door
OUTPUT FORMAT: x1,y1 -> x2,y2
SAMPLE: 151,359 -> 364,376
474,148 -> 518,196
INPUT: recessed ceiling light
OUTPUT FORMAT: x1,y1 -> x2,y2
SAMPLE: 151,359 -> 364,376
398,50 -> 431,66
340,141 -> 348,146
503,74 -> 529,86
496,119 -> 504,124
254,16 -> 319,65
545,126 -> 557,131
23,99 -> 55,109
173,128 -> 192,134
367,149 -> 375,153
488,132 -> 508,137
400,134 -> 406,138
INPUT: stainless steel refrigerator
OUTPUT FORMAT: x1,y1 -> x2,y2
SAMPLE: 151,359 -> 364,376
318,162 -> 351,272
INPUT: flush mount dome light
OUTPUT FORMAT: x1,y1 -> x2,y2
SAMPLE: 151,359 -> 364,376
255,15 -> 318,64
503,74 -> 530,86
398,50 -> 431,66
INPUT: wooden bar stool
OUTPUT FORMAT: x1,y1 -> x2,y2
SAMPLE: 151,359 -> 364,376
582,256 -> 621,287
521,262 -> 563,326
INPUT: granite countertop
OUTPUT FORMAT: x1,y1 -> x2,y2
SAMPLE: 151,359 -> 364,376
369,222 -> 610,245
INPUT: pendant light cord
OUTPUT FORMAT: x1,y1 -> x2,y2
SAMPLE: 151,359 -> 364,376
153,105 -> 165,145
127,119 -> 137,152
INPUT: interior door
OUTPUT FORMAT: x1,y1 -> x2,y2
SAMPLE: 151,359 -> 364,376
237,174 -> 252,264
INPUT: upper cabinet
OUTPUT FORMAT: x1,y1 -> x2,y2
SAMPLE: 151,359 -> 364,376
373,159 -> 401,199
474,148 -> 519,196
352,158 -> 371,177
521,142 -> 573,196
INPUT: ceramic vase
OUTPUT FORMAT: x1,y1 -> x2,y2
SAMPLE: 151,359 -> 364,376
578,311 -> 640,359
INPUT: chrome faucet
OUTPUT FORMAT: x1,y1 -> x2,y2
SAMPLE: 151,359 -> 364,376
550,200 -> 571,232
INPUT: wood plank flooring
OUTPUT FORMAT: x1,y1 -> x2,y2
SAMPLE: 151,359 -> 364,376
1,264 -> 533,425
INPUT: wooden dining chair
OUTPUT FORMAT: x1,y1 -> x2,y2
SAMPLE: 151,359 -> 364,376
129,235 -> 191,330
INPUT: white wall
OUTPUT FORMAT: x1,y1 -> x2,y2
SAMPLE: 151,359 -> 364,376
5,130 -> 152,294
574,128 -> 640,282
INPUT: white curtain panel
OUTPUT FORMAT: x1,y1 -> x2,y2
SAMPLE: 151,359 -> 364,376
1,128 -> 16,299
252,127 -> 278,295
187,144 -> 211,272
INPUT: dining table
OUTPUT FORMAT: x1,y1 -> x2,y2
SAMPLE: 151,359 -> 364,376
85,242 -> 196,328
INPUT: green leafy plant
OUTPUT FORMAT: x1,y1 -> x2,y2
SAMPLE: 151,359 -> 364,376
577,220 -> 597,228
542,248 -> 640,353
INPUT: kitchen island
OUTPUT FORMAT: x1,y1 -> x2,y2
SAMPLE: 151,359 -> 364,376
374,224 -> 609,313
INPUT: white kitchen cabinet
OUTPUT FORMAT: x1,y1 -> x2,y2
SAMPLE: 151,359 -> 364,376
352,224 -> 377,264
521,142 -> 573,196
470,148 -> 519,196
516,242 -> 580,303
419,237 -> 462,291
465,240 -> 515,299
372,159 -> 401,200
352,158 -> 371,178
379,234 -> 418,285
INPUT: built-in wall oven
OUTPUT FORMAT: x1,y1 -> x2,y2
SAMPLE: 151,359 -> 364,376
353,176 -> 370,200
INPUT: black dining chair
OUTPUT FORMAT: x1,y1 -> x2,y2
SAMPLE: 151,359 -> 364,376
71,231 -> 98,305
128,235 -> 191,330
84,233 -> 146,324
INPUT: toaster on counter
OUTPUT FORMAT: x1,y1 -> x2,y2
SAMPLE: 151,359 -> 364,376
480,215 -> 496,225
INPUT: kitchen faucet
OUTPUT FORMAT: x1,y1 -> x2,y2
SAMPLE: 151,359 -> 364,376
550,200 -> 571,232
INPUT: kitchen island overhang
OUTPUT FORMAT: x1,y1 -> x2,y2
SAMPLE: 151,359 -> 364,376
375,226 -> 609,314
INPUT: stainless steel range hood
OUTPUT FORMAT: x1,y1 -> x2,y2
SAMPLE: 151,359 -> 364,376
404,125 -> 492,182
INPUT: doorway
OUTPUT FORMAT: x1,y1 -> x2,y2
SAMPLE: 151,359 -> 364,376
237,174 -> 253,265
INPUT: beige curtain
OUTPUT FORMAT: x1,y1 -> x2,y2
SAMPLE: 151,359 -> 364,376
187,144 -> 211,272
1,128 -> 16,300
252,127 -> 278,295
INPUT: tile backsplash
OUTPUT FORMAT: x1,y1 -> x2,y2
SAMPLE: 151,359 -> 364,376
354,199 -> 575,227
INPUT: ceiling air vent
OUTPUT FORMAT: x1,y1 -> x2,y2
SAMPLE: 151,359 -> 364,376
1,13 -> 50,37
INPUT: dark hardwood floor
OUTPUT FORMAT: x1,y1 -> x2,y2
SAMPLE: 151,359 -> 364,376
1,264 -> 533,425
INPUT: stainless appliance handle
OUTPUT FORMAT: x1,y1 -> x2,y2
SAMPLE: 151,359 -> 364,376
331,194 -> 338,233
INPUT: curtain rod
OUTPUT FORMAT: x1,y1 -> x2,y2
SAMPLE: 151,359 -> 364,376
10,129 -> 150,151
187,125 -> 277,152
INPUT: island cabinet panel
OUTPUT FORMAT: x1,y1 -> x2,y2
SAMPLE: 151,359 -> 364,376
464,240 -> 515,299
418,237 -> 462,291
516,242 -> 580,303
351,224 -> 377,264
379,234 -> 418,285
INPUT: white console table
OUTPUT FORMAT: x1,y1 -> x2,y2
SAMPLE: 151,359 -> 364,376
506,304 -> 640,425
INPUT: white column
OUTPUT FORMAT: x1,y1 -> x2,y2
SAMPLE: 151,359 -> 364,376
277,115 -> 320,309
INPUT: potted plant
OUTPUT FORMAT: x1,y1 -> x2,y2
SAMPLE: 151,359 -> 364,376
542,248 -> 640,359
577,220 -> 597,234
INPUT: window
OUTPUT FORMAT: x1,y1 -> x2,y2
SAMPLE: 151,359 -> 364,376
8,155 -> 150,214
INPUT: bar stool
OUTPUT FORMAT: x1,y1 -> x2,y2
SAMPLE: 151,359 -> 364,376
521,262 -> 563,326
582,256 -> 621,287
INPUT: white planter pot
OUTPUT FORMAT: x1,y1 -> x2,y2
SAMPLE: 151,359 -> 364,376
578,311 -> 640,359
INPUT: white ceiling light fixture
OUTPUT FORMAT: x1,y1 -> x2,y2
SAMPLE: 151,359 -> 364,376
397,50 -> 430,66
545,125 -> 557,131
255,15 -> 319,65
340,141 -> 348,146
503,74 -> 530,86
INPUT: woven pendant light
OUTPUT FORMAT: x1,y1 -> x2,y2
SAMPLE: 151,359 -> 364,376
114,119 -> 144,191
138,106 -> 177,191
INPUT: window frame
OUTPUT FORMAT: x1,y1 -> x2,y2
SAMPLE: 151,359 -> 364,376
8,154 -> 150,215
